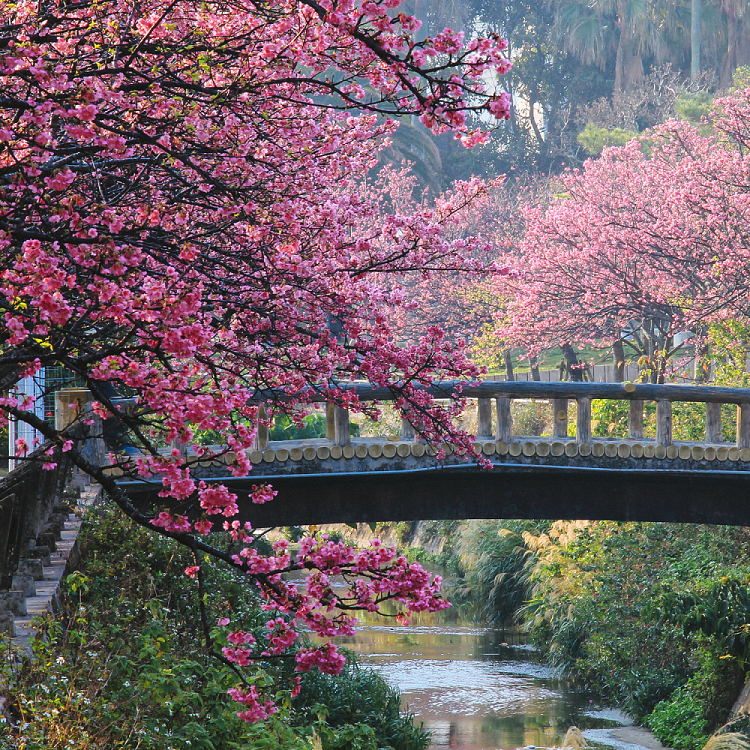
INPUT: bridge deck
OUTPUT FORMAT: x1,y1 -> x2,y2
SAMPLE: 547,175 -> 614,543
104,380 -> 750,527
119,434 -> 750,528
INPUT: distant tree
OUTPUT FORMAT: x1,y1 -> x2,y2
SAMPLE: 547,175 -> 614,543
577,124 -> 640,156
498,89 -> 750,382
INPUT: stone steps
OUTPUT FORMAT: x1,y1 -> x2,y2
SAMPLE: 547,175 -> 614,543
1,480 -> 101,651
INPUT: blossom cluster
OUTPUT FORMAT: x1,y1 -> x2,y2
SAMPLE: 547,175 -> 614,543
496,89 -> 750,377
0,0 -> 509,727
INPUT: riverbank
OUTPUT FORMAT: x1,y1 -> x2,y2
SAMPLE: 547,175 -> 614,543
408,519 -> 749,750
0,507 -> 432,749
599,726 -> 674,750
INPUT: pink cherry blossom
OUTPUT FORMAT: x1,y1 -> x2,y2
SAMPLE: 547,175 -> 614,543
0,0 -> 510,725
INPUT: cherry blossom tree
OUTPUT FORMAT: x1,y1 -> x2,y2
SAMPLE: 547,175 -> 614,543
497,90 -> 750,383
383,175 -> 530,378
0,0 -> 512,720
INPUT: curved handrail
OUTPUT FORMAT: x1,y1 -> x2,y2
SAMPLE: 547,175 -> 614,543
247,380 -> 750,405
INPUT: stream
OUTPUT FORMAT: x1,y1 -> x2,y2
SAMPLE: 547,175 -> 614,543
328,608 -> 643,750
290,560 -> 654,750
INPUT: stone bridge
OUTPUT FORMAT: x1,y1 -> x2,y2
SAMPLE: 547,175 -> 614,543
118,380 -> 750,528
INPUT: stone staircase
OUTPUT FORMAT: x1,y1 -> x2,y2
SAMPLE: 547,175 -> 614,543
0,478 -> 100,649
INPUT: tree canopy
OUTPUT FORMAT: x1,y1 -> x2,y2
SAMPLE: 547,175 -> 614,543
0,0 -> 512,720
496,89 -> 750,381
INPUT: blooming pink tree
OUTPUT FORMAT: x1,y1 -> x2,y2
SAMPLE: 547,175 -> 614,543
497,91 -> 750,382
0,0 -> 512,721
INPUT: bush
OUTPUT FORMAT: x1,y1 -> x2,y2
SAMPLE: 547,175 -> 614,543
270,413 -> 328,440
647,648 -> 744,750
524,522 -> 750,719
577,123 -> 639,156
453,519 -> 551,627
293,660 -> 429,750
647,683 -> 711,750
511,400 -> 551,437
0,506 -> 428,750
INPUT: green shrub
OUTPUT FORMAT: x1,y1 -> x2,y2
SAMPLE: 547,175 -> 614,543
0,506 -> 427,750
269,413 -> 360,441
675,92 -> 714,124
293,660 -> 429,750
648,682 -> 710,750
524,522 -> 750,719
577,123 -> 638,156
453,519 -> 551,627
647,649 -> 744,750
511,400 -> 551,437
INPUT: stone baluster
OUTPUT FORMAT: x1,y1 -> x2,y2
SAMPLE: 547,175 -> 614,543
256,404 -> 269,451
656,400 -> 672,446
171,435 -> 188,459
496,397 -> 512,443
737,402 -> 750,449
553,398 -> 568,439
477,398 -> 493,439
705,402 -> 722,443
576,397 -> 591,444
334,405 -> 351,447
400,418 -> 416,441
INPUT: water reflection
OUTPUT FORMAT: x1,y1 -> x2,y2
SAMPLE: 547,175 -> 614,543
289,570 -> 620,749
343,621 -> 599,750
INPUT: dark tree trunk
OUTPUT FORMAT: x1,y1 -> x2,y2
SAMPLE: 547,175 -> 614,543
530,356 -> 541,382
691,0 -> 701,80
503,349 -> 515,381
560,344 -> 584,381
694,346 -> 711,383
614,5 -> 644,94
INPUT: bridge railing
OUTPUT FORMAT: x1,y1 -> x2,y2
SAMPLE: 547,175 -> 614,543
251,381 -> 750,450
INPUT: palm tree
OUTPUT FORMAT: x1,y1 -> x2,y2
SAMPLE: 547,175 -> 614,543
552,0 -> 672,93
692,0 -> 702,78
718,0 -> 750,86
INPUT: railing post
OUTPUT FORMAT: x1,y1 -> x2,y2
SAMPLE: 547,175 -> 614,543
496,397 -> 512,443
400,418 -> 415,441
628,400 -> 644,440
656,400 -> 672,446
705,402 -> 722,443
334,405 -> 351,447
256,404 -> 269,450
171,437 -> 188,459
737,402 -> 750,449
553,398 -> 568,439
81,404 -> 106,468
477,398 -> 493,439
326,402 -> 336,440
576,397 -> 591,444
0,493 -> 19,590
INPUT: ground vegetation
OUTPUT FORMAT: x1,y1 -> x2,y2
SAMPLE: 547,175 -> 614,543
1,506 -> 428,749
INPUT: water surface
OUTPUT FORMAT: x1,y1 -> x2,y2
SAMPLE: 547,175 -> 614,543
333,613 -> 625,750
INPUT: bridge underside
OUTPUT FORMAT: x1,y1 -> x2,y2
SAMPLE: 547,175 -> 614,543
121,454 -> 750,527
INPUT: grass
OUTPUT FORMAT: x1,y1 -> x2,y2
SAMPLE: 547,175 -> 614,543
488,345 -> 615,375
